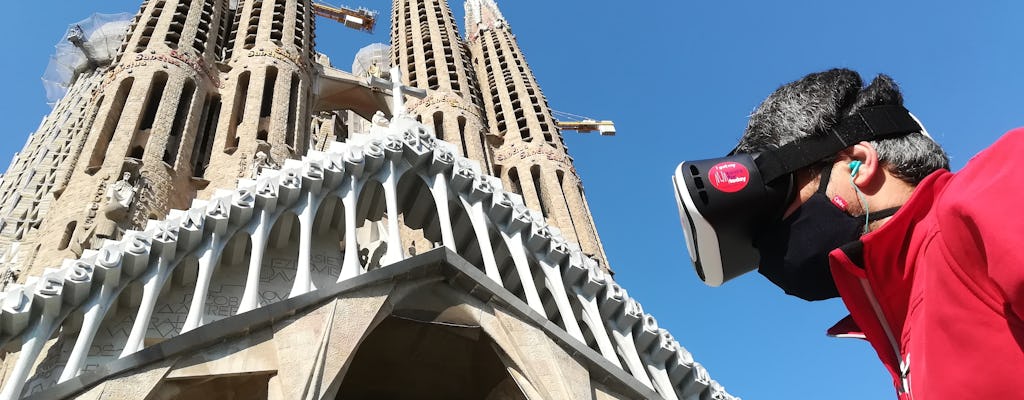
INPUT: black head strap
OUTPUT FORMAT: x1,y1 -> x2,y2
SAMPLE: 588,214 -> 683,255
754,105 -> 922,183
867,206 -> 900,223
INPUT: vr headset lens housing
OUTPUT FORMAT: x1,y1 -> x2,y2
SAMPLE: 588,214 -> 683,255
673,105 -> 924,286
673,154 -> 793,286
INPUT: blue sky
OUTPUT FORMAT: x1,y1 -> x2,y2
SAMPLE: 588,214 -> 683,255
2,1 -> 1022,399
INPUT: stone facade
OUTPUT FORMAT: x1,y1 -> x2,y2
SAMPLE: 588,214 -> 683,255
0,1 -> 738,399
0,67 -> 109,285
392,0 -> 493,171
465,0 -> 608,270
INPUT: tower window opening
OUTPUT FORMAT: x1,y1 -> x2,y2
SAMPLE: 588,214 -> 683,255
223,5 -> 240,58
260,67 -> 278,118
226,71 -> 250,152
192,96 -> 221,177
432,111 -> 444,141
164,79 -> 197,166
270,0 -> 285,45
531,165 -> 547,216
194,0 -> 216,54
58,220 -> 77,251
89,78 -> 134,172
244,1 -> 263,49
508,167 -> 521,195
458,116 -> 469,158
165,0 -> 189,49
129,145 -> 145,159
556,169 -> 579,234
138,72 -> 168,131
286,73 -> 300,149
135,1 -> 166,52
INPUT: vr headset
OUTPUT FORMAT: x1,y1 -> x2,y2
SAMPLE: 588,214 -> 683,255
672,105 -> 924,286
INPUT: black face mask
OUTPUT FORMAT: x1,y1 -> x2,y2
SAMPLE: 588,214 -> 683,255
754,191 -> 859,300
753,165 -> 899,301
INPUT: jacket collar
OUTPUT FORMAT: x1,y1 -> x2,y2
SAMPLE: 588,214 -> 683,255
826,170 -> 953,337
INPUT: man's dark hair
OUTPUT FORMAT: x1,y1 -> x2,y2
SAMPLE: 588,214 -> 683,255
737,68 -> 949,184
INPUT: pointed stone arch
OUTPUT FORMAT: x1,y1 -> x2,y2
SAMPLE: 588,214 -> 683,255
335,316 -> 525,399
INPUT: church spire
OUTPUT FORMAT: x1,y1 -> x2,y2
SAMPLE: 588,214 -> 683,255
465,0 -> 505,41
464,0 -> 611,271
390,0 -> 492,171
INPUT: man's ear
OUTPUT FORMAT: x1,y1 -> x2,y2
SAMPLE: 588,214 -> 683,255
843,141 -> 881,190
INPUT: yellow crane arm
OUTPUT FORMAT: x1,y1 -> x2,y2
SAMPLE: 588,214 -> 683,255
556,120 -> 616,136
312,2 -> 377,33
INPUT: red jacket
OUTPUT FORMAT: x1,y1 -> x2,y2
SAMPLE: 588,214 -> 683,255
827,128 -> 1024,399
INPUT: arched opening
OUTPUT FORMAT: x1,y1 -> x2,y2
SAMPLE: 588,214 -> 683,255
309,195 -> 345,283
128,145 -> 145,160
457,115 -> 469,158
396,173 -> 441,258
191,95 -> 221,177
129,71 -> 170,160
355,180 -> 389,271
202,231 -> 252,324
259,211 -> 300,306
79,278 -> 146,374
225,71 -> 251,152
88,77 -> 134,172
555,169 -> 580,239
335,317 -> 525,399
432,111 -> 445,141
58,220 -> 77,251
447,196 -> 485,271
259,67 -> 278,118
286,73 -> 300,149
529,165 -> 547,216
138,72 -> 167,131
164,79 -> 197,166
144,255 -> 200,345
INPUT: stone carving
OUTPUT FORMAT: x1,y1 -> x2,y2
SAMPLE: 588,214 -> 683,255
237,152 -> 249,178
250,151 -> 280,179
94,173 -> 136,240
106,172 -> 137,210
371,111 -> 389,128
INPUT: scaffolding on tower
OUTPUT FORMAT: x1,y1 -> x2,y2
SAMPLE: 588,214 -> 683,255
41,12 -> 133,105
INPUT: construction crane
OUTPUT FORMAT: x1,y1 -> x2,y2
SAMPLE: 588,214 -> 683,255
552,110 -> 616,136
312,2 -> 378,33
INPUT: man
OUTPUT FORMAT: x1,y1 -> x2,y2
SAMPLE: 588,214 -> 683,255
735,68 -> 1024,398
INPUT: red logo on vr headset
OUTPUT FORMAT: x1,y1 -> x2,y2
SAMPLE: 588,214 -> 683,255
708,162 -> 750,193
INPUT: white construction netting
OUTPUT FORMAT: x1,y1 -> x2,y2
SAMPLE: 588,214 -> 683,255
352,43 -> 391,78
42,12 -> 133,105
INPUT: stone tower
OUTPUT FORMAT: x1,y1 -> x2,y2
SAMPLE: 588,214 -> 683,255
0,1 -> 741,399
391,0 -> 492,172
199,0 -> 317,196
0,12 -> 135,285
21,0 -> 235,271
0,64 -> 108,284
465,0 -> 608,269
